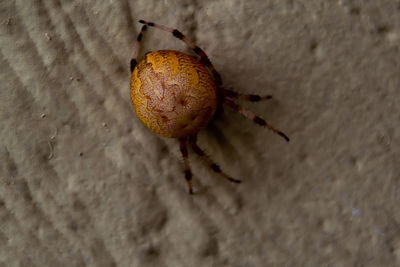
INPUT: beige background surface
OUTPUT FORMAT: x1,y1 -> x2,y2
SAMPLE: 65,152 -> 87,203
1,0 -> 399,266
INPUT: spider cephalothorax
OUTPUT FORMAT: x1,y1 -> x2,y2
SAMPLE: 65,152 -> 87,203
130,20 -> 289,194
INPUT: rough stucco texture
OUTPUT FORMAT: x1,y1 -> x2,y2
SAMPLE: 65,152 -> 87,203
1,0 -> 399,266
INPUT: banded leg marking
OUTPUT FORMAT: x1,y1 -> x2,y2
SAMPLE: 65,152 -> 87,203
222,88 -> 272,102
189,135 -> 241,184
223,98 -> 290,142
179,138 -> 193,194
130,25 -> 147,72
138,19 -> 223,86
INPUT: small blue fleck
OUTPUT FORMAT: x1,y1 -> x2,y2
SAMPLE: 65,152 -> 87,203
351,208 -> 360,216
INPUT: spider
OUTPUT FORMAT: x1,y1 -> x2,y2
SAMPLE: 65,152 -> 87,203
130,20 -> 289,194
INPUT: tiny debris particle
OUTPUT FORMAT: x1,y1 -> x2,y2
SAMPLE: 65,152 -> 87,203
48,142 -> 53,160
102,122 -> 108,127
45,33 -> 52,41
41,113 -> 46,118
69,77 -> 80,81
5,17 -> 12,25
79,152 -> 83,157
50,127 -> 58,140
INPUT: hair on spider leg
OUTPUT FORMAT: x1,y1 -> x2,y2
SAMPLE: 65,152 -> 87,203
222,88 -> 273,102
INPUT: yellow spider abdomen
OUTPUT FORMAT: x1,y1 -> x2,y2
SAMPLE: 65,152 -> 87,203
130,50 -> 217,138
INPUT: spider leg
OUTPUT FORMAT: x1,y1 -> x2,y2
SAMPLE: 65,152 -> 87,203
222,88 -> 272,102
179,137 -> 193,194
189,134 -> 241,184
138,19 -> 223,87
130,24 -> 147,72
223,98 -> 290,142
